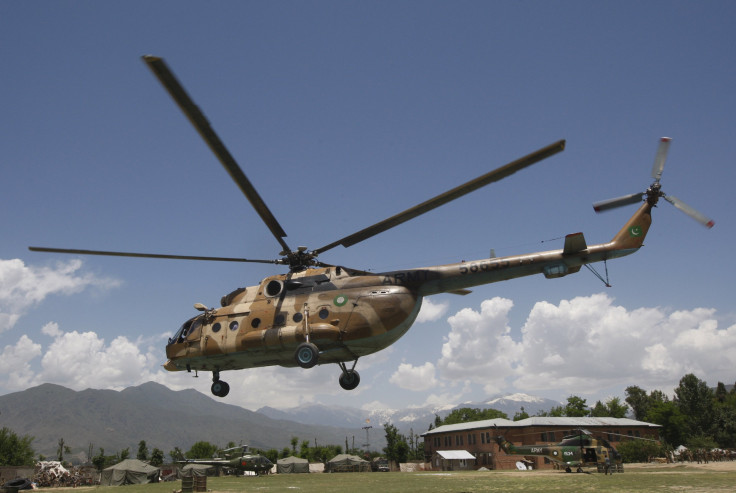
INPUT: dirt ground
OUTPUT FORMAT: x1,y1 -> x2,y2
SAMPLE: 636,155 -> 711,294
491,460 -> 736,477
624,461 -> 736,473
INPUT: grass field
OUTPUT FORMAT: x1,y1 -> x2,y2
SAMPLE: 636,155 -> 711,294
42,462 -> 736,493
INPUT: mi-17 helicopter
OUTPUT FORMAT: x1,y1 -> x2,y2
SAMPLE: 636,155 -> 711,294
30,56 -> 714,398
496,429 -> 626,473
179,445 -> 273,476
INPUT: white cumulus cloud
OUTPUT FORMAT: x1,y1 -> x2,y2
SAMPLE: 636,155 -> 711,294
437,297 -> 521,396
416,298 -> 449,323
0,258 -> 120,333
390,362 -> 439,391
513,294 -> 736,394
431,293 -> 736,401
0,335 -> 43,391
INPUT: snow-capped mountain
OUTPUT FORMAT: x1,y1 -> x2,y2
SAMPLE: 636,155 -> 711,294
257,393 -> 561,435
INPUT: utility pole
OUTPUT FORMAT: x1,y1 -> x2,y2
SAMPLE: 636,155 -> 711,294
362,425 -> 372,450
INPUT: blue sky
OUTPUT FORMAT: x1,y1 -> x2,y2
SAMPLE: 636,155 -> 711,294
2,1 -> 735,415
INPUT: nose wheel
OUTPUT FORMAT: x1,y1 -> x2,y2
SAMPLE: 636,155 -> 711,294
338,361 -> 360,391
211,370 -> 230,397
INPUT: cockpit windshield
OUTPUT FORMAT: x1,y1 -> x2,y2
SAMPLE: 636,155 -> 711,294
169,315 -> 202,345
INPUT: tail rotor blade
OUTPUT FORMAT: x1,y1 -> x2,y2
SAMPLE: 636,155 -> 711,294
593,192 -> 644,213
651,137 -> 672,182
663,195 -> 714,228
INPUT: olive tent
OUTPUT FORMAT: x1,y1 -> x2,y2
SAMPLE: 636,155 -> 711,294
276,456 -> 309,474
325,454 -> 370,473
100,459 -> 160,486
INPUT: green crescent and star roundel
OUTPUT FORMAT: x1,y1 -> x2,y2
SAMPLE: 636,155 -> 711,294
333,294 -> 348,306
629,225 -> 643,237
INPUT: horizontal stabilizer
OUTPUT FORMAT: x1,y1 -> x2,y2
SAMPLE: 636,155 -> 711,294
563,232 -> 587,255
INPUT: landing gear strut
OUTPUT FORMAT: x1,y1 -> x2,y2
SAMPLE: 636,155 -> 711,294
211,370 -> 230,398
338,361 -> 360,391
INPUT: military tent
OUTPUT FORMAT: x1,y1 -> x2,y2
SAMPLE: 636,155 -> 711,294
100,459 -> 160,486
276,456 -> 309,474
325,454 -> 370,473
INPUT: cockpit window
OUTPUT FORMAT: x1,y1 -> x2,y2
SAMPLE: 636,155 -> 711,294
171,315 -> 202,344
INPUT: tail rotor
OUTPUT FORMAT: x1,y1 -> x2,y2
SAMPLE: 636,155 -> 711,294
592,137 -> 714,228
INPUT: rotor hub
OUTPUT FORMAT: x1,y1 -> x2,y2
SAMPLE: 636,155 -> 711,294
645,182 -> 662,205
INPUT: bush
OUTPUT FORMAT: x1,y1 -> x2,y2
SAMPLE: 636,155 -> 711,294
616,440 -> 665,463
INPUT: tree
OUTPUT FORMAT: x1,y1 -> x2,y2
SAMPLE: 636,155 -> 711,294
92,448 -> 107,471
712,393 -> 736,448
262,449 -> 279,464
590,397 -> 627,418
617,439 -> 664,463
715,382 -> 728,403
137,440 -> 149,461
186,441 -> 218,459
119,447 -> 130,460
537,405 -> 565,417
150,448 -> 164,467
564,396 -> 588,417
674,373 -> 714,437
605,397 -> 629,418
299,440 -> 310,459
439,407 -> 508,426
383,423 -> 409,464
57,437 -> 71,463
290,436 -> 299,455
169,447 -> 184,462
625,386 -> 650,420
513,407 -> 530,421
589,400 -> 608,417
0,427 -> 35,466
646,400 -> 687,446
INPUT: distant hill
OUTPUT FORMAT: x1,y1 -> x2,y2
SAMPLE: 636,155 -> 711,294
0,382 -> 385,459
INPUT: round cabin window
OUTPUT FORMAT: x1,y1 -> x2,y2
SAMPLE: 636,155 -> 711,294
212,323 -> 221,333
229,321 -> 239,331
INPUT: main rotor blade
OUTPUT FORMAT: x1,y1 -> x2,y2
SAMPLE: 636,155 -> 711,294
663,195 -> 715,228
592,192 -> 645,213
651,136 -> 671,182
313,139 -> 566,255
29,246 -> 281,264
142,55 -> 291,254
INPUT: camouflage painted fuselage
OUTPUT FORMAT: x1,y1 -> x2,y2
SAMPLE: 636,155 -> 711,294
164,201 -> 653,374
496,432 -> 623,471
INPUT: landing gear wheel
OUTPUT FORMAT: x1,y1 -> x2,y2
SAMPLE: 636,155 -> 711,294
211,380 -> 230,397
565,466 -> 572,473
295,342 -> 319,368
339,369 -> 360,390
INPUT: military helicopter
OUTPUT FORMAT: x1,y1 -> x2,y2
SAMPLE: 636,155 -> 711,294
29,56 -> 714,398
495,429 -> 627,473
179,445 -> 272,476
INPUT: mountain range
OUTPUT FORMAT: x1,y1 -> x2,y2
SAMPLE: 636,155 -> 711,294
258,392 -> 560,433
0,382 -> 559,460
